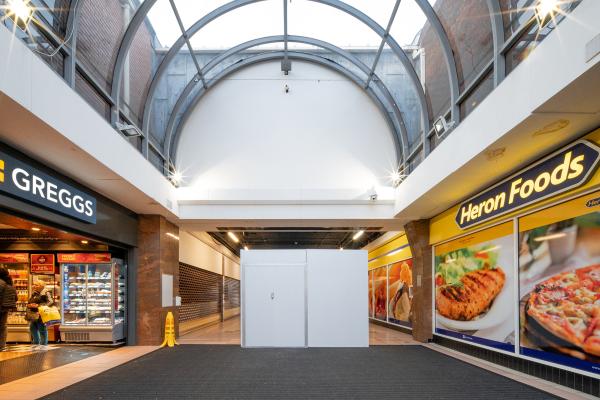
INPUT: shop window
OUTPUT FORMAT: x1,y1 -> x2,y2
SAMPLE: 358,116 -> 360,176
429,0 -> 494,92
76,0 -> 131,92
148,146 -> 165,175
75,71 -> 111,120
459,71 -> 494,120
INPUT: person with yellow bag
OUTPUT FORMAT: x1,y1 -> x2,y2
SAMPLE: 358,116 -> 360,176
26,281 -> 54,351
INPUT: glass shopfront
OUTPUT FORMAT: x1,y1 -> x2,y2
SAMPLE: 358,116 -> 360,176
430,130 -> 600,377
0,142 -> 137,344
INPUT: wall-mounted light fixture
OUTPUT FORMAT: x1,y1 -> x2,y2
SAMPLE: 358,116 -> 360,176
433,116 -> 455,138
115,122 -> 143,138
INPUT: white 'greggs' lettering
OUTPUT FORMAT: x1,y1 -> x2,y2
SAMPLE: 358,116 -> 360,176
11,167 -> 94,217
460,151 -> 586,226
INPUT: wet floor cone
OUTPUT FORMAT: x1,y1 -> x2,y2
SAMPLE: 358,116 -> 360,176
160,311 -> 178,348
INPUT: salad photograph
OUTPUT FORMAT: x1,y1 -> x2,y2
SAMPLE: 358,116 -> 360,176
434,232 -> 515,347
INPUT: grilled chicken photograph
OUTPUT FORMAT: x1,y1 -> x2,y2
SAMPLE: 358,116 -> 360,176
436,268 -> 506,321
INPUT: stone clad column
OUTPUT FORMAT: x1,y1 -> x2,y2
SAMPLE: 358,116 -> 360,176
137,215 -> 180,345
404,220 -> 433,343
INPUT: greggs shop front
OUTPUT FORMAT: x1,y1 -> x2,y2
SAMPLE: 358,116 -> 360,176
429,128 -> 600,378
0,142 -> 137,345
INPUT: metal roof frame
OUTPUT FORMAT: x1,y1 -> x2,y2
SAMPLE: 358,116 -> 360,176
168,50 -> 408,165
161,35 -> 412,165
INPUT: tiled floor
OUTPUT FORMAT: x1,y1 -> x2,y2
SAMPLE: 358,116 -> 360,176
179,316 -> 241,344
0,344 -> 112,385
179,317 -> 419,345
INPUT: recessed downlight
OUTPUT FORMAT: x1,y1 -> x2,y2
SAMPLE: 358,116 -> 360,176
31,227 -> 41,231
80,240 -> 88,244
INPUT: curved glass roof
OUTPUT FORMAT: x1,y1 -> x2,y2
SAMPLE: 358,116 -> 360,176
0,0 -> 583,179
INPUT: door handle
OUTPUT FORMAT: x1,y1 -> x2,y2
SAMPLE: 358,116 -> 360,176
270,292 -> 275,300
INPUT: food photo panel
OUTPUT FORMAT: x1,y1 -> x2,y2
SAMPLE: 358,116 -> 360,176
387,259 -> 413,327
518,191 -> 600,375
373,266 -> 387,321
434,222 -> 516,352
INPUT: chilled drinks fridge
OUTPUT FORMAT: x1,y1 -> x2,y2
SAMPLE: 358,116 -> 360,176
59,253 -> 126,342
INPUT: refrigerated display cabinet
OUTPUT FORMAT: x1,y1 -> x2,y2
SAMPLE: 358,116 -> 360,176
59,254 -> 126,343
1,253 -> 31,342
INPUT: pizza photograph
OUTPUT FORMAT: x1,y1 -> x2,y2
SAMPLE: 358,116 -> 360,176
519,204 -> 600,369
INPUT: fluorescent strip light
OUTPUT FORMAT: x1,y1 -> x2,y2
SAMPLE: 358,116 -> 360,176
228,232 -> 240,243
352,230 -> 365,241
166,232 -> 180,241
533,232 -> 568,242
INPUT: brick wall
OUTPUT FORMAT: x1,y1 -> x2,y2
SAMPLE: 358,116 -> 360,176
76,0 -> 155,127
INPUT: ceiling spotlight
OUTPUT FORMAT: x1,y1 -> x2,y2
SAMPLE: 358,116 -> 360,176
7,0 -> 34,31
31,227 -> 41,231
535,0 -> 558,27
115,122 -> 143,138
80,240 -> 88,244
433,116 -> 455,138
244,245 -> 249,251
352,230 -> 365,241
339,247 -> 344,251
228,232 -> 240,243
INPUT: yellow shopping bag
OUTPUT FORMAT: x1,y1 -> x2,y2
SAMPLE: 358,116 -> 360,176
38,305 -> 61,326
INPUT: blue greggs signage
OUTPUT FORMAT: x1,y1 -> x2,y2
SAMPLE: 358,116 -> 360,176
456,140 -> 600,229
0,150 -> 96,223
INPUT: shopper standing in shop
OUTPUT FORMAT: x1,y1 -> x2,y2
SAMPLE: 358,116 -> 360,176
0,266 -> 16,352
27,281 -> 53,350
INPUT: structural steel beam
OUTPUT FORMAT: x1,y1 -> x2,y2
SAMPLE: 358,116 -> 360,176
63,0 -> 83,88
365,0 -> 401,89
162,35 -> 410,166
168,0 -> 207,89
486,0 -> 506,87
116,0 -> 430,151
169,51 -> 405,166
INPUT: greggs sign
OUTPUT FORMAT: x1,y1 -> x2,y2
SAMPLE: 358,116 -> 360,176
0,150 -> 96,223
456,140 -> 600,229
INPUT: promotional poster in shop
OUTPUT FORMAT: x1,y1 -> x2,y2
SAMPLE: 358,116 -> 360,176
518,191 -> 600,375
370,259 -> 413,328
434,222 -> 516,352
431,133 -> 600,376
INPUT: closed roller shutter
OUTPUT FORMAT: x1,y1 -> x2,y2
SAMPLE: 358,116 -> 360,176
178,262 -> 222,322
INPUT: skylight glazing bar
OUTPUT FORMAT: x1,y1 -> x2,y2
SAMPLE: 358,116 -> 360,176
168,0 -> 207,89
365,0 -> 401,89
283,0 -> 289,73
486,0 -> 505,87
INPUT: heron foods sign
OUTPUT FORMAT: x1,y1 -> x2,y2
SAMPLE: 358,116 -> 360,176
0,150 -> 96,223
456,140 -> 600,229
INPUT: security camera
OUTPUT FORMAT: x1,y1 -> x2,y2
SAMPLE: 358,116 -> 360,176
368,186 -> 378,201
284,84 -> 289,94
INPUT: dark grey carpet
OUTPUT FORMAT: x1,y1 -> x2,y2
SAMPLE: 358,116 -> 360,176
42,345 -> 559,400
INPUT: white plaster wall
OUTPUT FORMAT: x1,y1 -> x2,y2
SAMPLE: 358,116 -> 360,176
176,61 -> 398,192
179,230 -> 240,277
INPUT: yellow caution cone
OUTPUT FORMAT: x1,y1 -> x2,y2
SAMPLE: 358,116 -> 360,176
160,311 -> 178,348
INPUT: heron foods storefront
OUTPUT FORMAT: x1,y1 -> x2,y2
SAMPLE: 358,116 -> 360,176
429,128 -> 600,377
0,142 -> 137,344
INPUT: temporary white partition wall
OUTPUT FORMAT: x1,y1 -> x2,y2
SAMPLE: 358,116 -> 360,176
241,250 -> 307,348
306,250 -> 368,347
241,249 -> 367,348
